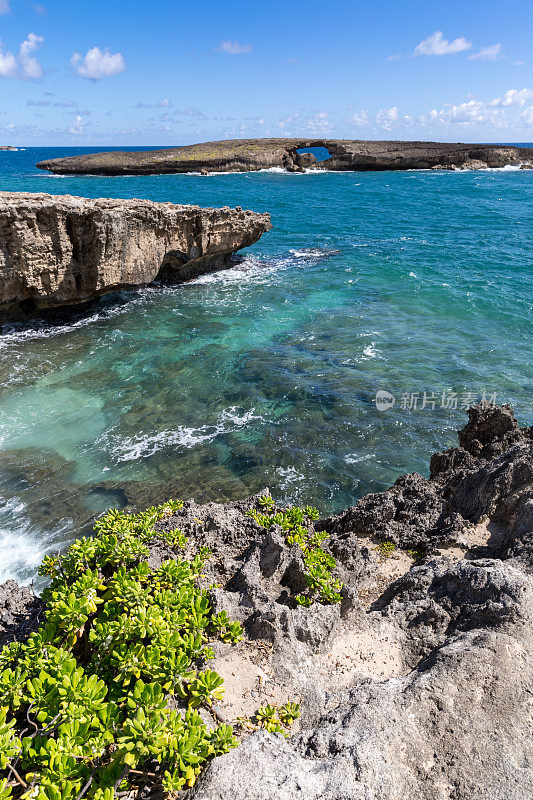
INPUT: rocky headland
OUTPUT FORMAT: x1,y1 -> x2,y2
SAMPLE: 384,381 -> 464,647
0,192 -> 271,310
1,403 -> 532,798
35,138 -> 533,175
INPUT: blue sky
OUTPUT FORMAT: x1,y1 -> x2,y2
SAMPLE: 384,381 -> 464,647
0,0 -> 532,145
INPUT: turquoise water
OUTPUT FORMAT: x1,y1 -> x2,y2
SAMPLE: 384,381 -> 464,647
0,147 -> 532,584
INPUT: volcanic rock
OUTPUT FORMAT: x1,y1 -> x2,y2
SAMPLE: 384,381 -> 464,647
35,138 -> 533,175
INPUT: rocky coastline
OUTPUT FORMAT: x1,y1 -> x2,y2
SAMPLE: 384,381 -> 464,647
36,138 -> 533,176
1,403 -> 532,799
0,192 -> 271,310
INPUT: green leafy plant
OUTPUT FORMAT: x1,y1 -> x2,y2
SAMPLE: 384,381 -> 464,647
210,611 -> 243,644
0,501 -> 240,798
248,496 -> 343,606
376,540 -> 396,559
254,701 -> 300,737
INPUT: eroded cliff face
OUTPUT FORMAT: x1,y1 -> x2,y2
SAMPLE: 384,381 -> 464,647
0,192 -> 272,310
35,138 -> 533,175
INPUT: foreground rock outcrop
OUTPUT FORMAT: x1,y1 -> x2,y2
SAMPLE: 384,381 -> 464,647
0,192 -> 271,310
36,138 -> 533,175
1,404 -> 532,798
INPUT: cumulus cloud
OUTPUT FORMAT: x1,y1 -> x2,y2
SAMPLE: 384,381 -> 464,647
414,31 -> 472,56
469,43 -> 502,61
69,114 -> 88,135
352,110 -> 370,126
376,106 -> 399,128
0,1 -> 10,15
19,33 -> 44,79
0,33 -> 44,79
428,99 -> 492,124
304,111 -> 333,132
490,88 -> 533,107
215,40 -> 252,55
0,43 -> 17,78
521,106 -> 533,125
71,47 -> 125,80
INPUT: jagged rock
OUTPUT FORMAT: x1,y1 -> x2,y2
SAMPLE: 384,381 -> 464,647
155,495 -> 366,653
320,404 -> 533,553
0,192 -> 271,309
35,138 -> 533,175
294,151 -> 317,170
0,579 -> 43,648
520,163 -> 533,169
460,158 -> 489,170
1,405 -> 532,799
192,555 -> 533,800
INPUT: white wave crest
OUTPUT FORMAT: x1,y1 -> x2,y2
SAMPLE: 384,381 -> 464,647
0,497 -> 69,584
114,407 -> 264,461
289,247 -> 340,259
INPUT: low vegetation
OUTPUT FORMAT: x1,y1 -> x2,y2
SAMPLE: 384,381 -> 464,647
0,502 -> 245,799
247,495 -> 343,605
375,540 -> 396,560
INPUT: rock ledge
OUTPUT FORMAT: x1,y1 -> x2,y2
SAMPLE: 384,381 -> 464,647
0,192 -> 272,310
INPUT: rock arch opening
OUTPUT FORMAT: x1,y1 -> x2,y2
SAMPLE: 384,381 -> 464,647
296,146 -> 332,163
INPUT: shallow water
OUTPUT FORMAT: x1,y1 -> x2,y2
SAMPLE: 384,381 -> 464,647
0,147 -> 532,584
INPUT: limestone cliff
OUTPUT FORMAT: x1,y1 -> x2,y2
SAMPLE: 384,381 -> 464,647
36,138 -> 533,175
0,192 -> 271,310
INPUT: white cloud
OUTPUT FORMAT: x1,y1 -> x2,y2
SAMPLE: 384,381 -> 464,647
521,106 -> 533,126
425,99 -> 501,126
376,106 -> 399,129
19,33 -> 44,79
216,40 -> 252,55
421,87 -> 533,129
304,110 -> 332,132
69,114 -> 88,135
469,43 -> 502,61
490,88 -> 533,107
0,33 -> 43,79
0,1 -> 10,16
0,43 -> 17,77
414,31 -> 472,56
438,100 -> 488,123
352,110 -> 370,126
71,47 -> 125,80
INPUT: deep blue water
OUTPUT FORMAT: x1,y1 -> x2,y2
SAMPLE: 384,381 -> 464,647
0,146 -> 532,584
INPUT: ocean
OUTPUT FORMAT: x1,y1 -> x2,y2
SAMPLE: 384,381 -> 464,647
0,146 -> 532,585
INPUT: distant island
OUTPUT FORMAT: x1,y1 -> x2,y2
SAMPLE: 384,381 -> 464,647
0,145 -> 18,151
36,138 -> 533,175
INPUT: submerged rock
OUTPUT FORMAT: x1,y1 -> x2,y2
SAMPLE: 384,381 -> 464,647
0,192 -> 271,310
35,138 -> 533,175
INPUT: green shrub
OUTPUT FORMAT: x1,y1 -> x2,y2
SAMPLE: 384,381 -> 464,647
254,701 -> 300,737
247,496 -> 343,606
0,501 -> 242,798
376,540 -> 396,559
